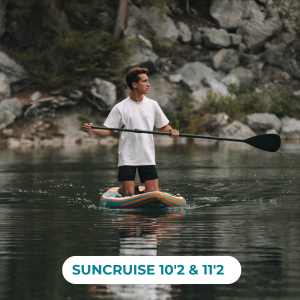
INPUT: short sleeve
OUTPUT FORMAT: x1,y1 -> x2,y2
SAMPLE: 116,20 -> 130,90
103,105 -> 124,128
154,102 -> 169,129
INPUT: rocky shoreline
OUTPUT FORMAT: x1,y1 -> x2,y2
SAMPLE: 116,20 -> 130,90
2,111 -> 300,150
1,0 -> 300,146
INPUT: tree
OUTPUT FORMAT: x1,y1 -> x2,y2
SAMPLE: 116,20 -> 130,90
114,0 -> 128,39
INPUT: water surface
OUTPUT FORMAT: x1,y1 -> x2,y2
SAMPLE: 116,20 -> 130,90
0,140 -> 299,300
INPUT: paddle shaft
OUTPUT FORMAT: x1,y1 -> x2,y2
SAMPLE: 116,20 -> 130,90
90,126 -> 245,143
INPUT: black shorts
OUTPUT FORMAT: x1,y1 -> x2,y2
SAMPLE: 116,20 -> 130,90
118,165 -> 158,183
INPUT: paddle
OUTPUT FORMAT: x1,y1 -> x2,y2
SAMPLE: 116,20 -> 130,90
90,126 -> 281,152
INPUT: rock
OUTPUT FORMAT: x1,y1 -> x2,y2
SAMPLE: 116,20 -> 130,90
146,73 -> 174,100
263,65 -> 291,84
220,120 -> 256,138
0,51 -> 28,84
124,6 -> 178,45
293,91 -> 300,97
0,0 -> 6,38
265,4 -> 276,18
221,74 -> 240,91
169,74 -> 183,83
243,0 -> 264,21
123,16 -> 141,39
2,128 -> 13,137
215,70 -> 227,81
265,42 -> 272,49
173,61 -> 216,91
123,35 -> 159,75
0,98 -> 23,129
20,139 -> 33,147
0,73 -> 11,99
213,49 -> 239,71
2,98 -> 23,117
176,21 -> 192,44
52,137 -> 63,147
94,78 -> 117,109
281,117 -> 300,139
203,113 -> 229,135
84,138 -> 99,145
147,7 -> 179,45
69,90 -> 83,99
202,28 -> 231,48
57,95 -> 68,102
155,94 -> 178,111
30,91 -> 42,102
210,0 -> 244,30
281,32 -> 297,45
210,0 -> 269,31
203,76 -> 230,97
263,45 -> 300,79
0,102 -> 15,130
247,113 -> 282,134
266,129 -> 277,134
237,17 -> 283,53
238,43 -> 247,52
192,89 -> 208,110
169,4 -> 183,16
61,129 -> 88,144
192,32 -> 202,45
229,34 -> 243,46
99,136 -> 119,146
6,138 -> 21,148
229,67 -> 254,91
40,139 -> 54,147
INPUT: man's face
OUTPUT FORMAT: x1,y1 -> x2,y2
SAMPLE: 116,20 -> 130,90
133,73 -> 150,94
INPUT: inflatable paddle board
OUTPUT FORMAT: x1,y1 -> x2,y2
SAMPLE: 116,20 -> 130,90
100,187 -> 186,208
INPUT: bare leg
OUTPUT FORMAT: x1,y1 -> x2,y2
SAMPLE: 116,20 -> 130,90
144,179 -> 159,192
119,181 -> 135,196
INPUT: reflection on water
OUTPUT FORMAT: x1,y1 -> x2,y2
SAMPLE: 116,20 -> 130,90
0,141 -> 299,300
88,211 -> 184,300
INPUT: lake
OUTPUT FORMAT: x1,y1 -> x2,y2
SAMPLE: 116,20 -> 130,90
0,138 -> 299,300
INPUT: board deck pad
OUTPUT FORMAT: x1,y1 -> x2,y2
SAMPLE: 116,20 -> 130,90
100,187 -> 186,209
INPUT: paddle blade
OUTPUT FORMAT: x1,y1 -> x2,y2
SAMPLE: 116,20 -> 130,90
245,134 -> 281,152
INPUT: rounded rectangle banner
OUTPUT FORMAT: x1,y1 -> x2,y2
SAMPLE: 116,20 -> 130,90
63,256 -> 241,284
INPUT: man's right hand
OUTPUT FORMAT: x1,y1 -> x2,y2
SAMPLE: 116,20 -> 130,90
83,122 -> 93,132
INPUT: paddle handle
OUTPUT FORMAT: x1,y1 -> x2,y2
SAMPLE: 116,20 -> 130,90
90,126 -> 245,143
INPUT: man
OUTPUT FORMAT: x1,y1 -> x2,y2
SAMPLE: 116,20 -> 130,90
83,67 -> 179,196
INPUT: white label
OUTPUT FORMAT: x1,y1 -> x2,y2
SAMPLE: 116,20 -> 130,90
62,256 -> 241,284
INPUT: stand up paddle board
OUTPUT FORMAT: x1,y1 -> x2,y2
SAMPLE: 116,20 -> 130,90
100,186 -> 186,208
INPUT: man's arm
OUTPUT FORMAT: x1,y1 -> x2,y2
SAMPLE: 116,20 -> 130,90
83,123 -> 113,137
160,124 -> 179,138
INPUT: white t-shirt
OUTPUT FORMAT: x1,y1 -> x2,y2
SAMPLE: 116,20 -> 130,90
103,96 -> 169,166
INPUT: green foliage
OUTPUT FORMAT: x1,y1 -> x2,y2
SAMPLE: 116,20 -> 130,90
270,85 -> 300,118
78,115 -> 91,125
237,52 -> 250,66
166,90 -> 202,134
241,92 -> 266,115
0,130 -> 6,140
202,91 -> 243,121
6,0 -> 130,91
203,90 -> 266,121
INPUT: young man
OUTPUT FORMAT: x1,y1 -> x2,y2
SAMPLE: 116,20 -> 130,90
83,67 -> 179,195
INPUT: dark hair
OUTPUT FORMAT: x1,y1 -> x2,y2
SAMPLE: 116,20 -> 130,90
126,67 -> 148,90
